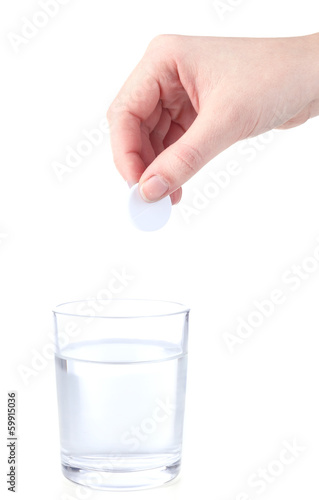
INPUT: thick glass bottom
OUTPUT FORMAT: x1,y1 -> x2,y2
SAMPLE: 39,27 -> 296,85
61,454 -> 181,491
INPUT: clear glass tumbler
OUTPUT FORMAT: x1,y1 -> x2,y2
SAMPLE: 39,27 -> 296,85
53,299 -> 189,491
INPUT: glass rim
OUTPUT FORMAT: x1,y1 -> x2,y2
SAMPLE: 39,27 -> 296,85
52,298 -> 190,319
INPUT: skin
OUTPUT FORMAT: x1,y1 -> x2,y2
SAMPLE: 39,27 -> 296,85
107,33 -> 319,204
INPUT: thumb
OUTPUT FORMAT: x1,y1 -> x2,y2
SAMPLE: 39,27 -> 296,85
138,104 -> 240,202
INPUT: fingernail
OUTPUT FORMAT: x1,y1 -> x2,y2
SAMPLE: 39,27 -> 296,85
139,175 -> 169,202
127,180 -> 136,188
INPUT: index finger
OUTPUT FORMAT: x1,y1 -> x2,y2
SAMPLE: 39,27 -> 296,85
107,66 -> 160,185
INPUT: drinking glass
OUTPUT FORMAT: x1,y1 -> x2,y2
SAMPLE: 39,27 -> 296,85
53,299 -> 189,491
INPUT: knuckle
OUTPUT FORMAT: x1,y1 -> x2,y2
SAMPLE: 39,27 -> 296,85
106,100 -> 119,120
106,105 -> 113,121
147,34 -> 181,54
107,97 -> 125,120
148,34 -> 170,48
169,143 -> 203,179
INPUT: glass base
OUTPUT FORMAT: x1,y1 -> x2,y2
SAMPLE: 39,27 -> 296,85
61,457 -> 181,491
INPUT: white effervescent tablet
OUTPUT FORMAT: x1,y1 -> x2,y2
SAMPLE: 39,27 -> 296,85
128,184 -> 172,231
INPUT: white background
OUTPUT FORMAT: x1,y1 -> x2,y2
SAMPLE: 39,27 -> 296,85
1,0 -> 319,498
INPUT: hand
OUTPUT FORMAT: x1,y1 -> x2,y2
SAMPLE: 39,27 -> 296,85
107,34 -> 319,204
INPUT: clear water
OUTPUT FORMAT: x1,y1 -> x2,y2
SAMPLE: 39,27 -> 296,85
55,339 -> 188,490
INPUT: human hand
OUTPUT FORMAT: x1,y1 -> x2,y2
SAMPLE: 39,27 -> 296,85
107,34 -> 319,204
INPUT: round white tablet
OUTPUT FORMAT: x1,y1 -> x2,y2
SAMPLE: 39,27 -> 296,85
128,184 -> 172,231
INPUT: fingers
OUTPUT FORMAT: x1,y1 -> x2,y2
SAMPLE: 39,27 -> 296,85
149,107 -> 171,156
139,99 -> 241,202
149,110 -> 183,205
107,111 -> 146,185
170,187 -> 182,205
107,66 -> 161,185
